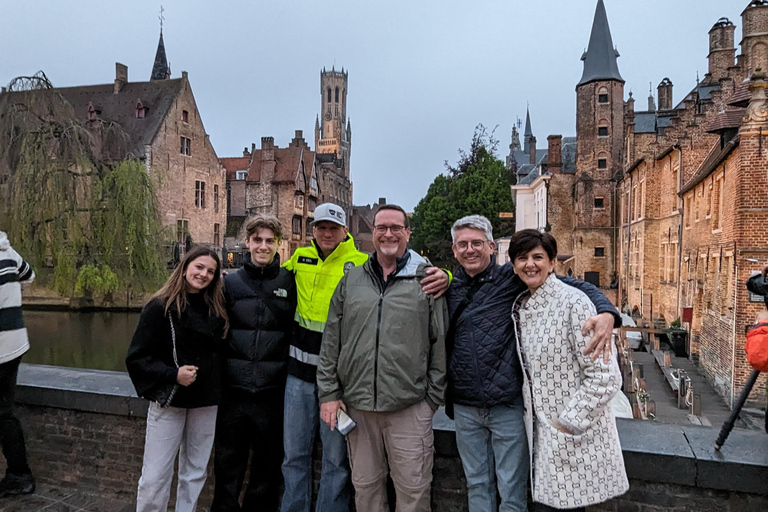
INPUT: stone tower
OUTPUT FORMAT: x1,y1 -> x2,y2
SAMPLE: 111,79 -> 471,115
572,0 -> 625,288
707,17 -> 736,82
741,1 -> 768,76
316,67 -> 351,180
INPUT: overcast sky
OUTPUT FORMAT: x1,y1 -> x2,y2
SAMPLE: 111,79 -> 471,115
1,0 -> 742,211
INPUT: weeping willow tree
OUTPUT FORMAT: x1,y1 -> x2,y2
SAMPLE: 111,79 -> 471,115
0,71 -> 167,296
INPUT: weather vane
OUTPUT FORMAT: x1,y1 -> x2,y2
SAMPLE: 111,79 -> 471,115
159,5 -> 165,33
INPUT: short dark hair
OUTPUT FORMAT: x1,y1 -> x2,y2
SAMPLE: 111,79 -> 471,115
508,229 -> 557,262
244,214 -> 282,241
374,204 -> 410,228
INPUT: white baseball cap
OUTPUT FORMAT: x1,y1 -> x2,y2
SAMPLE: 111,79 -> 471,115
312,203 -> 347,227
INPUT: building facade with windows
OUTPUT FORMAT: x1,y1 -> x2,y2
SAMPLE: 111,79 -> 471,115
221,67 -> 353,262
0,32 -> 226,255
511,0 -> 768,404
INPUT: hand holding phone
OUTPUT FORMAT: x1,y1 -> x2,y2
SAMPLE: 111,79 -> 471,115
336,408 -> 356,436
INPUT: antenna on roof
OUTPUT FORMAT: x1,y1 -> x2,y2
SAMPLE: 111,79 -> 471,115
159,5 -> 165,33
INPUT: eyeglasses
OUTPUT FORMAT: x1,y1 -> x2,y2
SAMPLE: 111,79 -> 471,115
373,225 -> 407,234
453,240 -> 489,251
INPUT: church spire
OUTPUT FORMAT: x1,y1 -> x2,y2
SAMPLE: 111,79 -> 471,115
151,9 -> 171,81
578,0 -> 623,87
523,106 -> 534,155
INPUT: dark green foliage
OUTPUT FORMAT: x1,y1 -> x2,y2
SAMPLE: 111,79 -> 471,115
0,72 -> 167,295
411,125 -> 515,269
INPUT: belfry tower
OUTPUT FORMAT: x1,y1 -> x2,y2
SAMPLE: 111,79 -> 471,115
315,67 -> 351,180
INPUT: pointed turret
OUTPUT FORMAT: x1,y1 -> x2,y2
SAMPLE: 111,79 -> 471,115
151,31 -> 171,81
523,107 -> 534,155
578,0 -> 623,87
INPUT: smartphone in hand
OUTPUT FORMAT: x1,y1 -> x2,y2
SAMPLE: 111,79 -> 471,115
336,408 -> 356,436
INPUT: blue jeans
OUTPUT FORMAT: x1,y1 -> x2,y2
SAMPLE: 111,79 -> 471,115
280,375 -> 351,512
454,399 -> 529,512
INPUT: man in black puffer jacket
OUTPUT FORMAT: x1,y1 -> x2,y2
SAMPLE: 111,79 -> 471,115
211,215 -> 297,512
447,215 -> 620,512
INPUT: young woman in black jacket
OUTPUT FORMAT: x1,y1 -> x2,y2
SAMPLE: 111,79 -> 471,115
126,245 -> 228,512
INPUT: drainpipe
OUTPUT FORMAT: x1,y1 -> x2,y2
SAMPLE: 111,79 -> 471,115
674,145 -> 683,322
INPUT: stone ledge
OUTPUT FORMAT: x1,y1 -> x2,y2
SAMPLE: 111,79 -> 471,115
14,364 -> 768,496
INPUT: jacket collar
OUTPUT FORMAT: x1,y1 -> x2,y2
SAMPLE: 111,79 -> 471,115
525,272 -> 561,309
313,234 -> 358,262
243,255 -> 280,279
455,255 -> 498,286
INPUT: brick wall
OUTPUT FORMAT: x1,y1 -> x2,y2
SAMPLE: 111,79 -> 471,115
149,74 -> 227,249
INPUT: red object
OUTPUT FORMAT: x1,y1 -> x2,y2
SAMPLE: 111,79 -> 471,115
745,324 -> 768,372
682,307 -> 693,324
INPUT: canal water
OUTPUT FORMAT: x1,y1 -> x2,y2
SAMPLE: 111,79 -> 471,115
23,310 -> 140,372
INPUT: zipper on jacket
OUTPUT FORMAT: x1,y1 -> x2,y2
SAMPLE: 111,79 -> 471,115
373,291 -> 383,411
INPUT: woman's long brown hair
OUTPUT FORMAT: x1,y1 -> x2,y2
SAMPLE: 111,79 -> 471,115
150,245 -> 229,336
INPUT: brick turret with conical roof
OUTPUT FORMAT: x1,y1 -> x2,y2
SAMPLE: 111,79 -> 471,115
571,0 -> 625,289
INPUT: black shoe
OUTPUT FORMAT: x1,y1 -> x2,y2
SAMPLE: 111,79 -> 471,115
0,473 -> 35,498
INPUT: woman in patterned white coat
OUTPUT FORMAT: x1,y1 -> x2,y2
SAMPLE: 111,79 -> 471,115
509,229 -> 628,512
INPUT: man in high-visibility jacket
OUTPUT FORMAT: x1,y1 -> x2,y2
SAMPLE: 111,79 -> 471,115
280,203 -> 448,512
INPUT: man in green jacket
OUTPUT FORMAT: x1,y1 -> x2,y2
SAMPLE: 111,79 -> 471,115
318,204 -> 448,512
281,203 -> 448,512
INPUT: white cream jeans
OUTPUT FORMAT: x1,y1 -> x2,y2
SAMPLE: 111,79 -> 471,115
136,402 -> 218,512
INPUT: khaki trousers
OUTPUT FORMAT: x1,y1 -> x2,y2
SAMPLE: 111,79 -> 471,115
346,400 -> 435,512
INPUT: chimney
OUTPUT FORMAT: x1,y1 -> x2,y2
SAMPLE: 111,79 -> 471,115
707,18 -> 736,80
261,136 -> 275,150
529,136 -> 537,165
243,147 -> 249,157
114,63 -> 127,94
546,135 -> 562,173
378,197 -> 386,205
657,78 -> 673,110
292,130 -> 305,147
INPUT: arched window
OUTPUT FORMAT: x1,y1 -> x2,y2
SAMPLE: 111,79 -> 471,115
335,87 -> 339,103
598,120 -> 609,137
598,87 -> 609,104
327,88 -> 332,103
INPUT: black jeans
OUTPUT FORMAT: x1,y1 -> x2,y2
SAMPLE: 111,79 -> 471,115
0,356 -> 31,477
210,390 -> 284,512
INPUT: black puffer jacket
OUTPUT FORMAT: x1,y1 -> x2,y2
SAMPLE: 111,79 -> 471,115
447,259 -> 619,410
126,294 -> 225,409
222,257 -> 297,394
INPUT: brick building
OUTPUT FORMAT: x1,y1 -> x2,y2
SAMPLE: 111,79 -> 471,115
617,0 -> 768,405
221,68 -> 353,262
511,0 -> 622,300
0,31 -> 227,254
511,0 -> 768,405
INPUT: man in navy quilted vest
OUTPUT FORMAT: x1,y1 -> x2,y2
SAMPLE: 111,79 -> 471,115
0,231 -> 35,498
445,216 -> 619,512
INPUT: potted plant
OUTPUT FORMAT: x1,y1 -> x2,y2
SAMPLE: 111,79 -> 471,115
667,318 -> 688,358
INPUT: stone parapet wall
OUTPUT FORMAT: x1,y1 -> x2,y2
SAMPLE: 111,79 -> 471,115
2,365 -> 768,511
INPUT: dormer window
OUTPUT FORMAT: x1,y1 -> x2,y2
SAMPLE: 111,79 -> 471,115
135,100 -> 146,119
236,170 -> 247,180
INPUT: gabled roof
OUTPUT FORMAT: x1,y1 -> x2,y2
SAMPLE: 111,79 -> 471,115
220,156 -> 251,181
727,83 -> 750,107
578,0 -> 624,87
680,135 -> 740,195
49,79 -> 183,158
706,109 -> 746,133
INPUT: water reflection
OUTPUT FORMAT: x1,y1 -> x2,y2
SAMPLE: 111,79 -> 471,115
23,310 -> 139,372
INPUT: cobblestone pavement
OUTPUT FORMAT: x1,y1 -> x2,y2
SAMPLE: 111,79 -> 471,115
0,483 -> 133,512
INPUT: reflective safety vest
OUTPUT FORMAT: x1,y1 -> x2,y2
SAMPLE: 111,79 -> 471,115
283,235 -> 369,333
